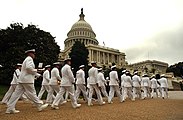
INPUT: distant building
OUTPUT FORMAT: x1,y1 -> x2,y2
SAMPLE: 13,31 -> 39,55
127,60 -> 168,75
59,8 -> 126,68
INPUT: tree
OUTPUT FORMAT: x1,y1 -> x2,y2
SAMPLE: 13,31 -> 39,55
167,62 -> 183,77
0,23 -> 60,85
69,41 -> 89,76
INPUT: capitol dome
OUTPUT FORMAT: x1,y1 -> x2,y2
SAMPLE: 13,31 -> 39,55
64,8 -> 99,49
71,19 -> 93,30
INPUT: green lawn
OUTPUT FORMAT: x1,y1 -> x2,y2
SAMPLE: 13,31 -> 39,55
0,85 -> 9,100
0,85 -> 44,101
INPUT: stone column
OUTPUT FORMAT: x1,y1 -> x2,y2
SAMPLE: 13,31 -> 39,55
89,49 -> 91,62
99,51 -> 101,63
103,52 -> 105,64
91,50 -> 93,61
96,51 -> 98,62
107,53 -> 109,64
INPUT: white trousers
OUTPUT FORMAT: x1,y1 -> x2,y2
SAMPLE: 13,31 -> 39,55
122,87 -> 133,101
161,87 -> 168,98
99,86 -> 109,98
108,85 -> 122,102
2,84 -> 28,104
143,86 -> 150,98
151,88 -> 158,98
121,86 -> 124,97
38,85 -> 55,100
46,85 -> 59,104
157,87 -> 162,97
52,86 -> 77,108
65,85 -> 75,101
75,84 -> 88,101
6,83 -> 43,111
88,84 -> 103,105
132,87 -> 141,99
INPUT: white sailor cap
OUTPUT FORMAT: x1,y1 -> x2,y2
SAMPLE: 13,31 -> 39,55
45,65 -> 51,68
134,71 -> 138,74
79,65 -> 85,68
25,49 -> 35,54
64,58 -> 71,61
16,63 -> 22,66
98,68 -> 103,71
91,61 -> 96,64
142,73 -> 148,77
151,75 -> 155,78
122,70 -> 126,73
126,71 -> 130,74
111,65 -> 116,69
53,62 -> 60,65
161,74 -> 165,77
0,65 -> 2,67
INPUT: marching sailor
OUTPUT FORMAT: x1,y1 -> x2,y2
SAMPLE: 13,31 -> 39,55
51,58 -> 81,109
46,62 -> 61,104
97,67 -> 109,100
122,71 -> 134,102
108,65 -> 123,103
121,70 -> 126,97
158,74 -> 169,99
150,75 -> 158,98
88,61 -> 105,106
6,49 -> 48,114
75,65 -> 88,102
132,71 -> 142,100
38,65 -> 55,102
141,74 -> 151,99
1,63 -> 28,104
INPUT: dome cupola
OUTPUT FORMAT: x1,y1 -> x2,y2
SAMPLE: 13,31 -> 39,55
64,8 -> 98,49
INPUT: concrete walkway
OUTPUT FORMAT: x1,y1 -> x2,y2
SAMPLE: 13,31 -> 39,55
168,91 -> 183,100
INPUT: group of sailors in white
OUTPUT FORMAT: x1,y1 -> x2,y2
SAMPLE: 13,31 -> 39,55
1,49 -> 169,114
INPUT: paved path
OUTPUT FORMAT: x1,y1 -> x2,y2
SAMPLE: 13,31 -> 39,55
0,91 -> 183,120
168,91 -> 183,99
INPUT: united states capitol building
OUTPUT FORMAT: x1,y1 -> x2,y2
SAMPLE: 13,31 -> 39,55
58,9 -> 168,74
59,9 -> 126,68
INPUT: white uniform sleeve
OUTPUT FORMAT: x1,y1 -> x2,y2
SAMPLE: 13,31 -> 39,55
94,68 -> 98,83
81,71 -> 85,83
55,69 -> 62,81
44,71 -> 51,82
67,66 -> 75,83
26,58 -> 40,77
115,72 -> 119,82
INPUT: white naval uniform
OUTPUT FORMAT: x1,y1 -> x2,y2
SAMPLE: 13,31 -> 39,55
158,77 -> 168,98
150,78 -> 158,98
141,77 -> 150,98
6,56 -> 43,112
108,71 -> 122,103
88,66 -> 104,105
121,74 -> 126,97
132,75 -> 141,99
46,67 -> 61,104
1,69 -> 27,104
157,80 -> 162,97
38,70 -> 55,101
122,75 -> 133,101
97,72 -> 108,98
52,64 -> 79,108
75,69 -> 88,101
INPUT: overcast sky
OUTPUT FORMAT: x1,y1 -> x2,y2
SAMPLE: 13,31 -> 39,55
1,0 -> 183,66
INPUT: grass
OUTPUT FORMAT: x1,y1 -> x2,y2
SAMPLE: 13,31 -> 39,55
0,85 -> 44,101
0,85 -> 9,100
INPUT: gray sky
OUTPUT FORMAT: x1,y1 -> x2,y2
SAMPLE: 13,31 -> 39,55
1,0 -> 183,65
